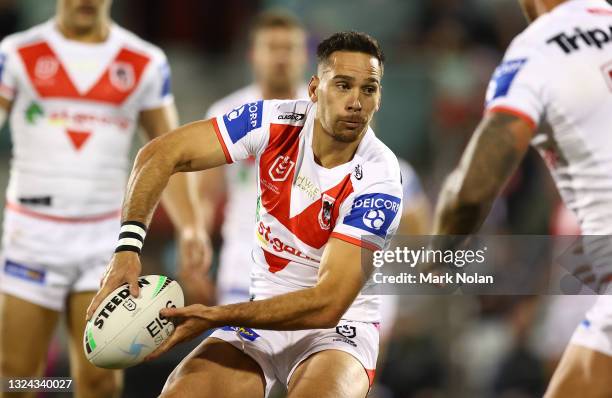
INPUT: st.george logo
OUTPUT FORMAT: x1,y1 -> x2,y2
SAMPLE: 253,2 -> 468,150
318,194 -> 335,230
34,56 -> 59,80
269,155 -> 295,182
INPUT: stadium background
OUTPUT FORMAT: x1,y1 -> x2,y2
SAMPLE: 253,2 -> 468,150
0,1 -> 594,397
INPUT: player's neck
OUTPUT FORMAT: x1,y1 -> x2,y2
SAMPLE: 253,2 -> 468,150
56,19 -> 110,44
261,86 -> 297,100
312,119 -> 362,169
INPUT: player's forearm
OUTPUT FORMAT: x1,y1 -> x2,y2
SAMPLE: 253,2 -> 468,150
432,170 -> 493,235
203,286 -> 345,330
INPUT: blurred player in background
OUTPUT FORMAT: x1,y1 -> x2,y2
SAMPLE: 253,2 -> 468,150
431,0 -> 612,396
0,0 -> 206,397
201,10 -> 308,305
89,31 -> 402,397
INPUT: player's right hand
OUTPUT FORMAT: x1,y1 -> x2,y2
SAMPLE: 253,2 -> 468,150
85,251 -> 142,320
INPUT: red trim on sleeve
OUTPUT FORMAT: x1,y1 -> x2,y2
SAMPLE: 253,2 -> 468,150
487,105 -> 537,130
330,232 -> 380,251
211,117 -> 233,164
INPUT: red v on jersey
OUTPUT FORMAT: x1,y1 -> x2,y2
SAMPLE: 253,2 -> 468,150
259,124 -> 354,250
17,41 -> 150,106
66,129 -> 91,150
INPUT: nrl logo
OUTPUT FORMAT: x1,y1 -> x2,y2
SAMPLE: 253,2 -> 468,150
318,194 -> 335,230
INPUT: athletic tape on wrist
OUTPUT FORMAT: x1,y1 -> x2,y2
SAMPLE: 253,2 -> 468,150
115,221 -> 147,254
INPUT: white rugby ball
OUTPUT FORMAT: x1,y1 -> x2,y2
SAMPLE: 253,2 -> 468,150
84,275 -> 184,369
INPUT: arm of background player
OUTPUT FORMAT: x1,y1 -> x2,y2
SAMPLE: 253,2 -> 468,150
433,111 -> 534,235
398,193 -> 431,235
196,167 -> 226,234
0,96 -> 11,127
86,118 -> 227,319
146,237 -> 372,359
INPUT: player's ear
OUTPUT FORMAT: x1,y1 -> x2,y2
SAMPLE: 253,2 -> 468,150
308,75 -> 319,103
375,85 -> 382,111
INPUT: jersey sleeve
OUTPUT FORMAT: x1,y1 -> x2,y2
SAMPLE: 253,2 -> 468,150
211,100 -> 271,164
137,50 -> 173,111
0,38 -> 18,101
331,180 -> 403,251
484,37 -> 549,129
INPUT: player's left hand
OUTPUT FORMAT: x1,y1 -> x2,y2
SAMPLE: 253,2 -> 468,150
144,304 -> 214,361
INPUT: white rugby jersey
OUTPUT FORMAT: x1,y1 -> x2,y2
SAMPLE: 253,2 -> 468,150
485,0 -> 612,236
205,84 -> 309,304
212,99 -> 403,322
0,20 -> 173,219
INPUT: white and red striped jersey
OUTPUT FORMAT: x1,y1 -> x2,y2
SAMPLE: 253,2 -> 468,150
204,83 -> 309,304
485,0 -> 612,236
212,99 -> 403,322
0,20 -> 173,219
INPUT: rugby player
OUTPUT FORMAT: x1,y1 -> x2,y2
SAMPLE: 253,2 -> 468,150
88,31 -> 403,397
0,1 -> 205,397
431,0 -> 612,396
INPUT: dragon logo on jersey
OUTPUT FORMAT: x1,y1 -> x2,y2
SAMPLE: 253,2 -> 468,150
110,62 -> 135,92
34,56 -> 59,80
318,194 -> 335,230
269,155 -> 295,182
344,193 -> 401,237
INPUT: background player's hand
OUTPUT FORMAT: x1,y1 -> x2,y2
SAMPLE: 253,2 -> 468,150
85,251 -> 142,320
177,226 -> 212,276
176,227 -> 215,304
144,304 -> 213,361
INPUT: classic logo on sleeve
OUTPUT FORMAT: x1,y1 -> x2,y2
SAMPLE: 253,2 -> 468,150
160,62 -> 171,97
343,193 -> 401,237
223,100 -> 263,143
0,53 -> 6,81
485,58 -> 527,104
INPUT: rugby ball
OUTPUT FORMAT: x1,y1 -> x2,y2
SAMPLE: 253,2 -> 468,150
84,275 -> 184,369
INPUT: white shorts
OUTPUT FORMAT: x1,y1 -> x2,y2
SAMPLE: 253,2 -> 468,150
0,208 -> 119,311
209,320 -> 380,397
569,295 -> 612,356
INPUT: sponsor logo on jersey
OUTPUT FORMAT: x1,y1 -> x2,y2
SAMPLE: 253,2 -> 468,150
277,112 -> 305,121
223,100 -> 263,143
34,55 -> 58,80
257,221 -> 317,261
343,193 -> 401,237
318,194 -> 335,230
269,154 -> 295,182
109,61 -> 135,92
25,101 -> 44,124
485,58 -> 527,104
336,325 -> 357,338
547,26 -> 612,54
221,326 -> 260,341
3,260 -> 45,284
295,174 -> 321,201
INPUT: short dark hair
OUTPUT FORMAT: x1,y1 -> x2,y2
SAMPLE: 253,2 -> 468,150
249,10 -> 304,42
316,31 -> 385,69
